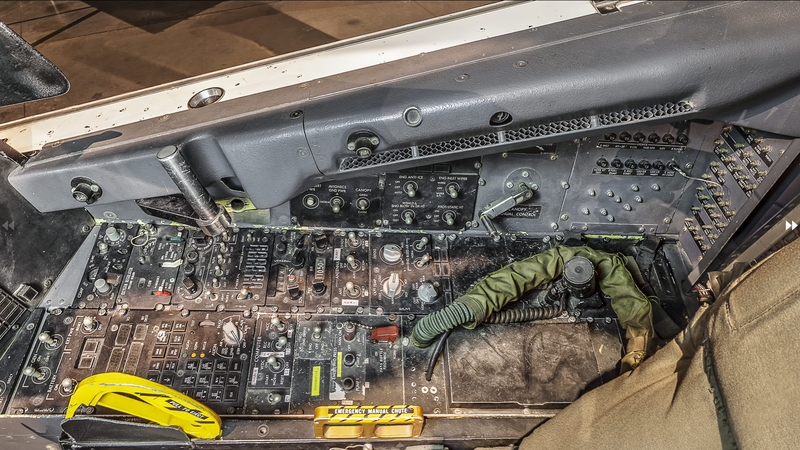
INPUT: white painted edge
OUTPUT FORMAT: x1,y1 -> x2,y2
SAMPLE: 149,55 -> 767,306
0,1 -> 598,154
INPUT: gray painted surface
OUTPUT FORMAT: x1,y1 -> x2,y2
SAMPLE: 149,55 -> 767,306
8,1 -> 800,213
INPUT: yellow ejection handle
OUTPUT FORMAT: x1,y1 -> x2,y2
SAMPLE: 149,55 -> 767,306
65,372 -> 222,439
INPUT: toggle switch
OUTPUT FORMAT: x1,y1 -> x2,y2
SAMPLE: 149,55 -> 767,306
38,332 -> 56,346
275,336 -> 288,350
271,316 -> 286,332
23,366 -> 45,380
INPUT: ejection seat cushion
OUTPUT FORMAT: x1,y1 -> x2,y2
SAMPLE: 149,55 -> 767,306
520,238 -> 800,450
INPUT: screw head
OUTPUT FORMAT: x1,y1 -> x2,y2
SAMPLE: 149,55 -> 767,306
651,183 -> 661,191
635,195 -> 643,203
663,217 -> 672,224
560,214 -> 569,221
631,184 -> 640,192
521,171 -> 529,178
474,162 -> 482,169
550,222 -> 558,231
506,181 -> 514,188
588,189 -> 596,196
369,137 -> 380,146
562,182 -> 570,189
684,163 -> 694,170
347,143 -> 356,150
581,208 -> 590,215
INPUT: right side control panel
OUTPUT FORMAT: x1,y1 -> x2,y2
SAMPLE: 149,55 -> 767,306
674,125 -> 797,276
286,120 -> 800,280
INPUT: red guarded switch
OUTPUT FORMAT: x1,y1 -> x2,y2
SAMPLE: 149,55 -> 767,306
369,326 -> 399,342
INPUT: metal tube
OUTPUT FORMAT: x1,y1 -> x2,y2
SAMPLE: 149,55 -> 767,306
157,145 -> 231,236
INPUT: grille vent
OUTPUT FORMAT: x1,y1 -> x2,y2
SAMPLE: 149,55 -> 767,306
340,100 -> 692,171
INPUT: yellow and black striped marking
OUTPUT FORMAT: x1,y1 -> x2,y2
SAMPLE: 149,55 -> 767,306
314,405 -> 423,439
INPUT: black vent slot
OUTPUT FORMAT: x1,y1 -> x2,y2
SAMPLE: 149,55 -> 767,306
340,147 -> 414,171
597,101 -> 692,125
505,117 -> 591,142
418,133 -> 499,157
339,100 -> 692,171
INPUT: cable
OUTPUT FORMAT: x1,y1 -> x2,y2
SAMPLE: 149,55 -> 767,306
131,230 -> 151,247
411,301 -> 474,348
425,329 -> 451,382
673,165 -> 731,197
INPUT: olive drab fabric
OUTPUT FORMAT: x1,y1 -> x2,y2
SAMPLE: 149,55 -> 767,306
520,238 -> 800,450
452,246 -> 655,364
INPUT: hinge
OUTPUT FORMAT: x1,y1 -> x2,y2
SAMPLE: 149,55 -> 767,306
592,0 -> 644,15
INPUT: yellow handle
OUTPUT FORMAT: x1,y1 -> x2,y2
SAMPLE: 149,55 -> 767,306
66,372 -> 222,439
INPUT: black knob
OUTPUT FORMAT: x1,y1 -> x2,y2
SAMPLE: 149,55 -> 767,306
596,157 -> 609,168
625,159 -> 637,169
190,233 -> 210,249
315,235 -> 329,250
183,263 -> 196,277
313,280 -> 326,295
611,158 -> 623,168
185,250 -> 199,264
619,132 -> 631,142
182,277 -> 199,294
638,160 -> 651,170
288,285 -> 302,300
291,249 -> 305,268
603,133 -> 617,141
633,132 -> 646,143
677,134 -> 689,145
71,183 -> 95,203
662,133 -> 675,144
648,133 -> 660,143
652,160 -> 666,170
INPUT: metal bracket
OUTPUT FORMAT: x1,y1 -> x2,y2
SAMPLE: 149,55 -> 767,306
0,139 -> 33,167
592,0 -> 644,14
61,417 -> 192,449
479,183 -> 536,239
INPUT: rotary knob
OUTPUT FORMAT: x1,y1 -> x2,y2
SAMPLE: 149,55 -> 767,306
382,272 -> 403,299
381,244 -> 402,264
417,283 -> 439,304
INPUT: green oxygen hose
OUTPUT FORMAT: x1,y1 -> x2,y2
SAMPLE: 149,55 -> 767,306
411,246 -> 655,364
484,304 -> 563,324
411,302 -> 474,347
